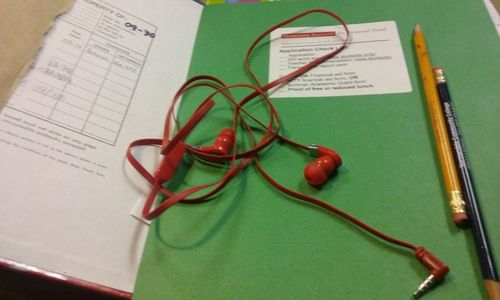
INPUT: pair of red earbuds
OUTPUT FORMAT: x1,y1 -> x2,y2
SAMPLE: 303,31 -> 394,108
198,128 -> 342,186
126,9 -> 449,297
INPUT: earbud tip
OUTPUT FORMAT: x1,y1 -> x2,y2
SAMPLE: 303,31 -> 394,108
304,164 -> 328,186
220,128 -> 235,137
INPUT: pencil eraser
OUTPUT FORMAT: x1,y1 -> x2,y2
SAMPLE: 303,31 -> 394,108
453,212 -> 469,228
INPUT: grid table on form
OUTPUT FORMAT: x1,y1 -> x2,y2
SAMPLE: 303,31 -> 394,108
8,0 -> 156,145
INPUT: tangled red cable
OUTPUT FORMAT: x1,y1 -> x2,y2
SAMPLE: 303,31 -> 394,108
126,9 -> 449,298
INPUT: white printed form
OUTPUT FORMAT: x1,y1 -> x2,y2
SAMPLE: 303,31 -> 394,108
8,0 -> 155,145
269,21 -> 412,98
0,0 -> 203,292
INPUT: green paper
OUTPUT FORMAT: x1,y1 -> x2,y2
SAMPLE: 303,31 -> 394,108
133,1 -> 500,299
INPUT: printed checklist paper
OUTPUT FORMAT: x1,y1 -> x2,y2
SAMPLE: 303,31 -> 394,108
269,21 -> 412,98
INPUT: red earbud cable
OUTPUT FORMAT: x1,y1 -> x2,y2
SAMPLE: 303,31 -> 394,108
126,9 -> 449,296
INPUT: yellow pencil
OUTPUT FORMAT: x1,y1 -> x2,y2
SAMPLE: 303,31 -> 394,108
413,24 -> 467,226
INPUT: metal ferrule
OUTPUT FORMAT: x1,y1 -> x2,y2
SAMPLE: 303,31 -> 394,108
306,144 -> 319,156
449,190 -> 467,214
433,67 -> 447,84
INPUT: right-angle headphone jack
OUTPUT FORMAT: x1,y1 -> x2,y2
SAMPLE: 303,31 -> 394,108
413,247 -> 450,298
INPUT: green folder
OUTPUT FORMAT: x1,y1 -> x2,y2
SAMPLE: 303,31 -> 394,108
133,0 -> 500,299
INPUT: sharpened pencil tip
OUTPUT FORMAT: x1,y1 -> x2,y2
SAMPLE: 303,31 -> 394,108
414,24 -> 421,32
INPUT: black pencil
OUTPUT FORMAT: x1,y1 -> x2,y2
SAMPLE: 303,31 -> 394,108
433,67 -> 500,299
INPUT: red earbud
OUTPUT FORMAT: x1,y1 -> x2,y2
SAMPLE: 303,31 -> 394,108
304,145 -> 342,186
199,128 -> 235,155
